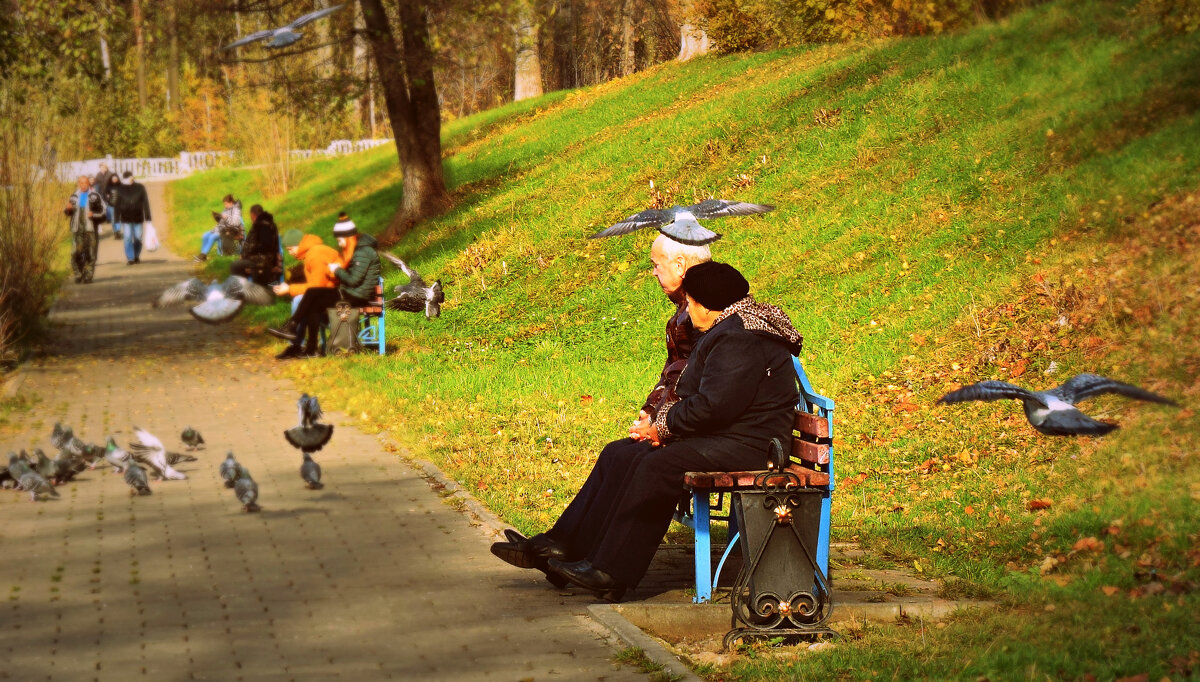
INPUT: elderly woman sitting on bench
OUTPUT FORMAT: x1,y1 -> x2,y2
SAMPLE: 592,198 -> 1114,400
491,261 -> 804,601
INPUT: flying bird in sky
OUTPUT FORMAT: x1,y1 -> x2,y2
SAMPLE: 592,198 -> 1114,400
221,4 -> 346,52
590,199 -> 775,246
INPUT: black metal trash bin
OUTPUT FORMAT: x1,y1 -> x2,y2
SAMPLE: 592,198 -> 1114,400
724,471 -> 835,649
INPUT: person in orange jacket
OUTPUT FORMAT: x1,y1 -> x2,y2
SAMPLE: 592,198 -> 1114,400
271,229 -> 341,360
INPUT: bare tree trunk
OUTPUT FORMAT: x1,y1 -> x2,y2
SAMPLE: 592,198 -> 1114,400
99,34 -> 111,81
513,1 -> 543,101
359,0 -> 449,243
134,0 -> 147,108
677,22 -> 709,60
167,0 -> 179,110
619,0 -> 635,76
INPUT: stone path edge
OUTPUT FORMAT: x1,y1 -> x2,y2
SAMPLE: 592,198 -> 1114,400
589,605 -> 703,682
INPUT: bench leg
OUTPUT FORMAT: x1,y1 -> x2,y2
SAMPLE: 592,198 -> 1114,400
817,490 -> 831,578
377,312 -> 385,355
693,491 -> 712,604
712,503 -> 741,592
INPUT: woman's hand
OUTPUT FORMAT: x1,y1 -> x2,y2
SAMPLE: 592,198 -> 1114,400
629,415 -> 661,447
272,283 -> 289,296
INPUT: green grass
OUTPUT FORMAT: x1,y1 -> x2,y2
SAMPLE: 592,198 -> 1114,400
166,0 -> 1199,678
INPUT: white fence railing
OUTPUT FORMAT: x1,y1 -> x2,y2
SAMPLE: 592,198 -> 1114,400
56,138 -> 394,183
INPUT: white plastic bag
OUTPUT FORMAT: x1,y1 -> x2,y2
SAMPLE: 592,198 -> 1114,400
143,221 -> 160,252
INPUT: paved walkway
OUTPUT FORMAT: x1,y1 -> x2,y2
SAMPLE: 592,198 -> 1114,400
0,182 -> 644,681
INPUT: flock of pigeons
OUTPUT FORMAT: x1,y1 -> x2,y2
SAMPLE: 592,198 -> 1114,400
4,394 -> 336,507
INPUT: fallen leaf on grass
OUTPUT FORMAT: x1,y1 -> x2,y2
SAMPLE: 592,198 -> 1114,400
1027,498 -> 1053,511
1073,536 -> 1104,553
1100,585 -> 1121,596
579,394 -> 593,405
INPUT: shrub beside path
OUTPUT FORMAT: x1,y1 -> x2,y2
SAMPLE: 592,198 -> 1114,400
0,181 -> 643,681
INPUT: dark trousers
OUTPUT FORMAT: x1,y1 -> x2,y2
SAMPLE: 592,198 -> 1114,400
71,229 -> 97,282
548,437 -> 766,588
288,288 -> 367,350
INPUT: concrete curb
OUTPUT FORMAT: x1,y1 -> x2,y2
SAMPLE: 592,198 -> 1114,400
588,605 -> 703,682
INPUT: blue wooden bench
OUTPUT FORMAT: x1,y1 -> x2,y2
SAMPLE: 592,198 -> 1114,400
356,278 -> 386,355
677,357 -> 835,603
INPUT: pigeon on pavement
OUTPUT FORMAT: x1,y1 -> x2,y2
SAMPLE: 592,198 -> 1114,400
284,393 -> 333,452
590,199 -> 775,246
220,3 -> 345,51
381,253 -> 445,320
937,372 -> 1178,436
10,453 -> 58,502
154,276 -> 275,325
234,466 -> 260,512
181,427 -> 205,451
129,427 -> 188,480
104,436 -> 132,473
219,451 -> 240,489
124,461 -> 152,496
300,451 -> 323,490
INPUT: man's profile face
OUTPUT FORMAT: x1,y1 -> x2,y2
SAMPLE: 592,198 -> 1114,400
650,238 -> 684,296
76,176 -> 89,191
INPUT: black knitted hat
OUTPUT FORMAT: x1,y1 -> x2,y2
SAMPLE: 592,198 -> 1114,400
682,261 -> 749,311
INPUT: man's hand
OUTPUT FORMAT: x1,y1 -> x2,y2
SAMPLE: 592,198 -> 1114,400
272,283 -> 289,296
629,413 -> 660,447
327,263 -> 340,274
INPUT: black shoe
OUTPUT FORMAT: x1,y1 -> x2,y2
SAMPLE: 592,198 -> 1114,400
275,345 -> 304,360
134,257 -> 139,264
491,532 -> 572,588
193,253 -> 207,263
266,321 -> 299,341
113,232 -> 122,240
546,559 -> 625,601
127,260 -> 134,266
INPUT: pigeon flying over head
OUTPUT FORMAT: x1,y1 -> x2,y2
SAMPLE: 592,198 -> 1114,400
220,3 -> 345,51
234,466 -> 260,512
590,199 -> 776,246
129,427 -> 188,480
300,451 -> 323,490
104,436 -> 131,474
219,451 -> 240,489
285,394 -> 333,452
181,427 -> 205,451
937,372 -> 1178,436
381,253 -> 445,320
124,461 -> 152,496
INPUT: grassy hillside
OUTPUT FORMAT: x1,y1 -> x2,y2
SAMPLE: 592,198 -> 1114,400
169,0 -> 1199,677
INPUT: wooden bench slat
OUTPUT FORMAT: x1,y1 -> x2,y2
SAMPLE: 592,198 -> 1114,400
794,410 -> 830,439
792,438 -> 831,465
359,306 -> 384,314
684,465 -> 829,490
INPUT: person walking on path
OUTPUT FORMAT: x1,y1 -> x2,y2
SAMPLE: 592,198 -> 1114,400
271,229 -> 341,359
64,175 -> 104,283
93,163 -> 116,238
231,204 -> 282,286
112,170 -> 151,265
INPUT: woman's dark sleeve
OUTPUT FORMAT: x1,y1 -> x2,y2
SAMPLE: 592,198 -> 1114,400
664,334 -> 764,437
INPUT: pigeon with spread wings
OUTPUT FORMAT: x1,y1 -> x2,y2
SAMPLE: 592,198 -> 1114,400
937,373 -> 1178,436
221,4 -> 346,52
590,199 -> 775,246
381,253 -> 444,320
155,276 -> 275,324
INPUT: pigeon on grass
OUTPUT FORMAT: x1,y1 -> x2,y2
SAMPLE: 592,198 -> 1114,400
381,253 -> 445,320
181,427 -> 205,451
937,373 -> 1178,436
234,467 -> 260,512
300,451 -> 323,490
221,4 -> 345,51
219,451 -> 240,489
590,199 -> 775,246
129,427 -> 188,480
124,461 -> 152,496
284,393 -> 333,452
154,276 -> 275,325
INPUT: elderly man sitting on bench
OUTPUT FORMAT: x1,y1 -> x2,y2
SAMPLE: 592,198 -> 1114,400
491,261 -> 804,601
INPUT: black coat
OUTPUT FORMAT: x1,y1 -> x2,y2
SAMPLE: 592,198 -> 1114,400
243,211 -> 280,261
663,314 -> 798,460
112,182 -> 152,223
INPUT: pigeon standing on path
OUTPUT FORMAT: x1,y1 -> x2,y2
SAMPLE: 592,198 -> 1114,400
220,3 -> 345,51
937,372 -> 1178,436
129,427 -> 188,480
10,453 -> 58,502
300,451 -> 323,490
181,427 -> 205,451
284,394 -> 333,452
219,451 -> 240,489
589,199 -> 776,246
380,253 -> 445,320
234,466 -> 260,512
124,461 -> 152,496
104,437 -> 132,473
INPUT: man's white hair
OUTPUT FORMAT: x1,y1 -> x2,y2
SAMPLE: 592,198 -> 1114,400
654,233 -> 712,269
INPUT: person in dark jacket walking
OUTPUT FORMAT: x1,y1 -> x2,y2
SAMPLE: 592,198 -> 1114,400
64,175 -> 104,283
112,171 -> 151,264
492,262 -> 804,600
231,204 -> 282,286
